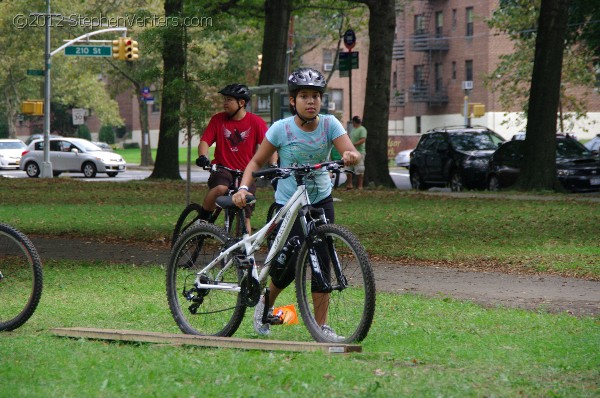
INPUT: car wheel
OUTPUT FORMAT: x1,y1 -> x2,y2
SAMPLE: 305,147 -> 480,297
107,172 -> 118,177
449,170 -> 464,192
410,169 -> 427,191
25,161 -> 40,178
82,162 -> 97,178
53,171 -> 61,177
488,175 -> 501,191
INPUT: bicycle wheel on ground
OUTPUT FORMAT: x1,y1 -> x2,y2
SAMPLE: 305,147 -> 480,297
295,224 -> 375,343
166,223 -> 246,337
0,223 -> 43,331
171,203 -> 204,247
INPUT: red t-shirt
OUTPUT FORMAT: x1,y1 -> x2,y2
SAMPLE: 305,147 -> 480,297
201,112 -> 268,170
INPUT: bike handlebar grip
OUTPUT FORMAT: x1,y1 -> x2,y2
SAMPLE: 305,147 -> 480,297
252,169 -> 275,178
216,195 -> 256,209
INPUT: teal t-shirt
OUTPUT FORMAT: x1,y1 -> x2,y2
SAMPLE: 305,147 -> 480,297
266,114 -> 346,204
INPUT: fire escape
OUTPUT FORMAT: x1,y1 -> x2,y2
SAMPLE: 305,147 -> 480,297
409,1 -> 449,106
391,3 -> 406,107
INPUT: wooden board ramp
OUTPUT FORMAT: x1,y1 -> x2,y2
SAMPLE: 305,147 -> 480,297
50,327 -> 362,354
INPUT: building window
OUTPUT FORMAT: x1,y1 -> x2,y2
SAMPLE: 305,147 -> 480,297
435,11 -> 443,37
151,100 -> 160,114
393,71 -> 397,89
414,14 -> 426,35
323,49 -> 336,72
466,7 -> 474,37
416,116 -> 422,135
452,9 -> 457,30
414,65 -> 425,87
329,89 -> 343,112
435,63 -> 443,91
452,61 -> 457,80
465,60 -> 473,81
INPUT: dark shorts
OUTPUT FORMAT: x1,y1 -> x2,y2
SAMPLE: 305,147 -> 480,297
270,196 -> 335,291
208,168 -> 256,218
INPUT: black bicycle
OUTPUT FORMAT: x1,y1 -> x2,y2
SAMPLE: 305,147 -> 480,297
171,164 -> 245,247
0,223 -> 43,331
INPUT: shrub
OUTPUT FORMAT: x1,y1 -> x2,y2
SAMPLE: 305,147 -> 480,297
99,125 -> 116,144
123,142 -> 140,149
77,125 -> 91,140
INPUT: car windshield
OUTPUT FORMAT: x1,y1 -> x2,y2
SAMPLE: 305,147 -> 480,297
448,131 -> 504,151
557,139 -> 592,158
0,141 -> 26,149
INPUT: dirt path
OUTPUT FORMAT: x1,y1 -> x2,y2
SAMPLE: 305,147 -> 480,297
31,236 -> 600,317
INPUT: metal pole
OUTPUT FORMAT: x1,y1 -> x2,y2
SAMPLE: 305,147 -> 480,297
41,0 -> 53,178
463,93 -> 469,127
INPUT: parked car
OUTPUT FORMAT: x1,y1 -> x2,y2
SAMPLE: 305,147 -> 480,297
584,134 -> 600,156
394,148 -> 413,168
92,141 -> 114,152
0,139 -> 27,169
487,136 -> 600,192
409,126 -> 506,191
20,137 -> 126,178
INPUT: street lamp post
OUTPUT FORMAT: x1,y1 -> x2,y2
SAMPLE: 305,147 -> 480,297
41,0 -> 54,178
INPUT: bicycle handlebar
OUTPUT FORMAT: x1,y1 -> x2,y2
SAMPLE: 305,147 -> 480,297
252,160 -> 345,180
201,163 -> 244,177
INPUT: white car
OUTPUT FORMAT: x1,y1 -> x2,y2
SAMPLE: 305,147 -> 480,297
0,139 -> 27,169
394,149 -> 413,168
20,137 -> 126,178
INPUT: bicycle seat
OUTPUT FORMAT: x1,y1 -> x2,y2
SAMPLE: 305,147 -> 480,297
216,195 -> 256,209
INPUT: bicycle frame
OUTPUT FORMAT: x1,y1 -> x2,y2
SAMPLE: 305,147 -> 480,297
192,162 -> 342,294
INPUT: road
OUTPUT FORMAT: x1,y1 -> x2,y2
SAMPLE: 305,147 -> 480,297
0,166 -> 414,190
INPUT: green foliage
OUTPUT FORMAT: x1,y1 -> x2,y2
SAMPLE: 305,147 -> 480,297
77,124 -> 92,140
98,125 -> 115,144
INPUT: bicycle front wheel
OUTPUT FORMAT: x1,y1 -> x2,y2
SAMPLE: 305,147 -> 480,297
171,203 -> 204,247
0,223 -> 43,331
166,223 -> 246,337
295,224 -> 375,343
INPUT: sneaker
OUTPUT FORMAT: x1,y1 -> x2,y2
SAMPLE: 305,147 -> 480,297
253,296 -> 272,336
321,324 -> 344,341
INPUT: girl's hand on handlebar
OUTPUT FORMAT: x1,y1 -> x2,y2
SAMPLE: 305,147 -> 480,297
342,150 -> 361,167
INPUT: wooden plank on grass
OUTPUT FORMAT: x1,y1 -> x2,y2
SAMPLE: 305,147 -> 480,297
50,327 -> 362,354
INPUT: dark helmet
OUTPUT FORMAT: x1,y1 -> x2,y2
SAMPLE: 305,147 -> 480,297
218,84 -> 251,102
287,68 -> 326,94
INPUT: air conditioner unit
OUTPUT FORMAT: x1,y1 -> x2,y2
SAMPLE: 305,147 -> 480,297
328,102 -> 336,111
462,80 -> 473,90
323,63 -> 334,71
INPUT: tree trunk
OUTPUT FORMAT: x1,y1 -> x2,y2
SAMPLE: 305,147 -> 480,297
258,0 -> 291,85
352,0 -> 396,188
138,95 -> 154,167
518,0 -> 570,191
149,0 -> 184,180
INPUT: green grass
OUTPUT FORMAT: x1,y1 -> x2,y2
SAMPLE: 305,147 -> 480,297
1,261 -> 598,397
0,178 -> 598,279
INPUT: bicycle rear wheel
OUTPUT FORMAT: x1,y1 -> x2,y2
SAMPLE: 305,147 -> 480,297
166,223 -> 246,337
171,203 -> 204,247
0,223 -> 43,331
295,224 -> 375,343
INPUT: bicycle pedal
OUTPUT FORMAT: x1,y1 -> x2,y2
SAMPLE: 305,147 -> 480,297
266,314 -> 284,325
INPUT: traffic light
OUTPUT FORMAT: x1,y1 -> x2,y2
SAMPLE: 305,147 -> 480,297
124,38 -> 139,61
112,38 -> 125,61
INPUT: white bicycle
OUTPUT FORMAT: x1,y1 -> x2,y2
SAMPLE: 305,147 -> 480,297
166,160 -> 376,343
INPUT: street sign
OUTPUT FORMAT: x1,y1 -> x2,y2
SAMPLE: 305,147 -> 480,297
65,46 -> 112,57
343,29 -> 356,50
72,108 -> 86,125
27,69 -> 44,76
339,52 -> 359,72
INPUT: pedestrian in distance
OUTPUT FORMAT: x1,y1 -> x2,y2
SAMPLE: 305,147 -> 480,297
196,83 -> 276,232
345,115 -> 367,190
231,67 -> 362,339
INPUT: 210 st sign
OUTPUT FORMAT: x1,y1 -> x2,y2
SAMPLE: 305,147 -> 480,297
64,45 -> 112,57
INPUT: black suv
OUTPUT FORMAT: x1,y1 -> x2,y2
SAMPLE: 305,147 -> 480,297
409,126 -> 505,191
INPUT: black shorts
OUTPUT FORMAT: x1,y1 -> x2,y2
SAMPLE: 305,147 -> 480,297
270,196 -> 334,291
207,168 -> 256,218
